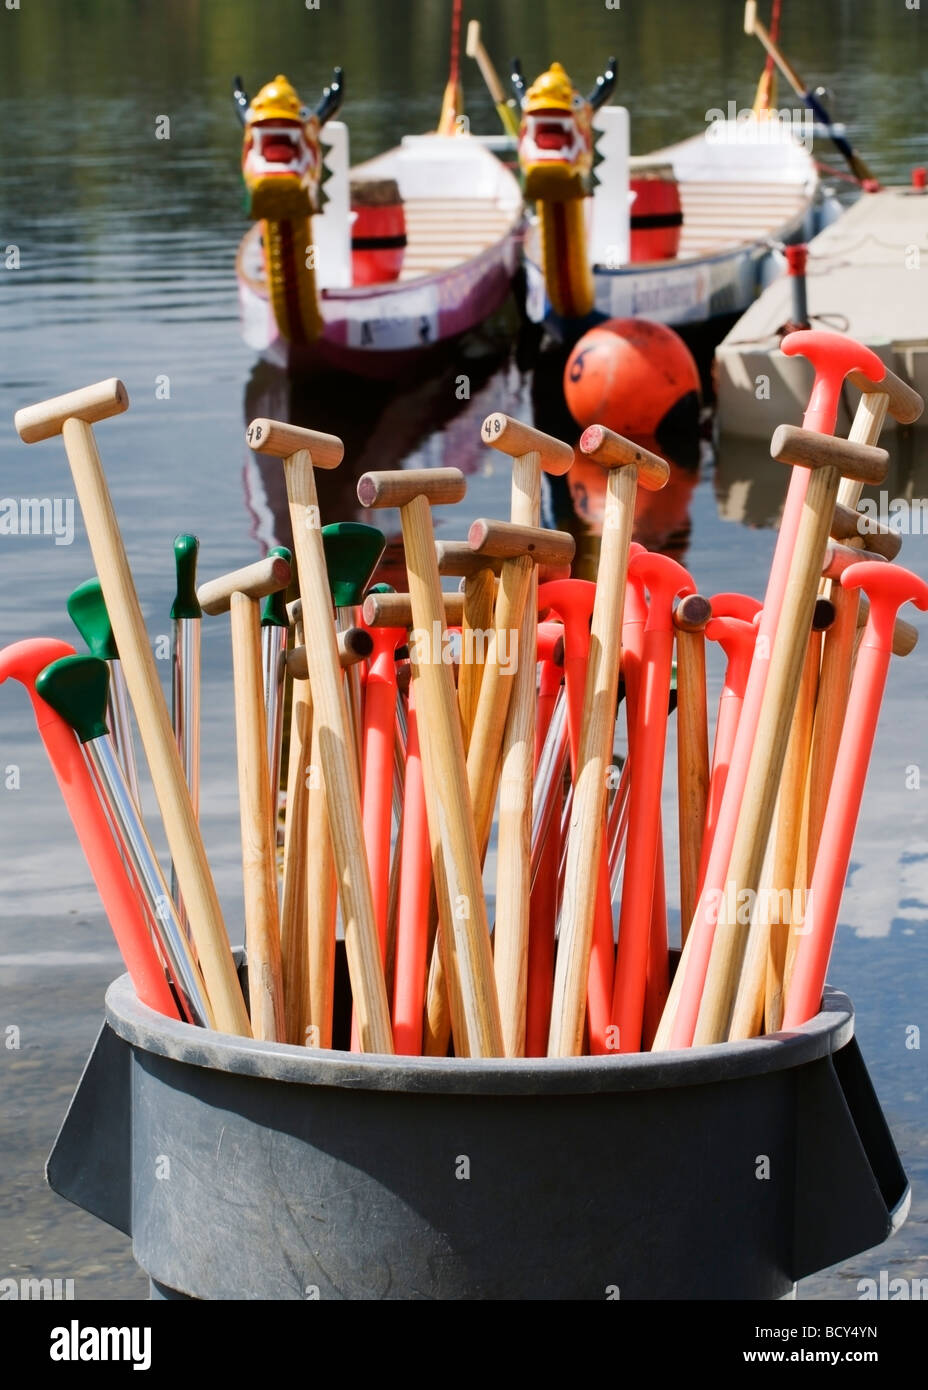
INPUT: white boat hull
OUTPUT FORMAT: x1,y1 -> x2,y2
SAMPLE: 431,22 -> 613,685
237,133 -> 524,378
525,121 -> 820,334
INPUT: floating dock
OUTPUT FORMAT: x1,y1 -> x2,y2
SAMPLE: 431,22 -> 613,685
714,183 -> 928,437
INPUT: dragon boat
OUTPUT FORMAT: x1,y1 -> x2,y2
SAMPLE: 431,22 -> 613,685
233,71 -> 523,378
513,58 -> 824,340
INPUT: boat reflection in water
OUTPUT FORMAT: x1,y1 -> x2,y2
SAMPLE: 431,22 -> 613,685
241,328 -> 523,587
714,427 -> 928,534
240,329 -> 702,590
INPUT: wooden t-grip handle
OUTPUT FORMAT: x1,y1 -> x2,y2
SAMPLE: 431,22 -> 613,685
480,414 -> 574,474
770,425 -> 888,485
579,425 -> 670,491
847,366 -> 923,426
246,419 -> 344,467
15,379 -> 129,443
197,555 -> 292,615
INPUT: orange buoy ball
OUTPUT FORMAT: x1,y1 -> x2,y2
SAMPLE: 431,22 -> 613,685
563,318 -> 701,439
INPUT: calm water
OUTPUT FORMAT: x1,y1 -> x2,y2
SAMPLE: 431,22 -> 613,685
0,0 -> 926,1301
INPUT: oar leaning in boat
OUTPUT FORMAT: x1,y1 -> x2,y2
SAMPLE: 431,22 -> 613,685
744,0 -> 878,187
465,20 -> 520,139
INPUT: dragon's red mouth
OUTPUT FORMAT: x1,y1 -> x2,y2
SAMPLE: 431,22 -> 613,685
247,121 -> 311,174
521,107 -> 586,167
262,138 -> 299,164
534,120 -> 573,152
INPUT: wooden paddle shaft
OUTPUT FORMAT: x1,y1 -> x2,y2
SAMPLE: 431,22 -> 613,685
744,2 -> 806,95
230,593 -> 285,1043
729,824 -> 778,1044
422,575 -> 514,1050
494,453 -> 541,1057
463,520 -> 573,1054
466,19 -> 506,103
60,419 -> 250,1036
358,471 -> 485,1060
465,555 -> 534,859
400,494 -> 503,1057
765,638 -> 820,1035
417,663 -> 470,1059
305,717 -> 338,1048
807,588 -> 859,870
784,396 -> 896,1017
673,596 -> 712,940
459,566 -> 496,749
729,625 -> 820,1042
771,625 -> 820,892
280,666 -> 312,1045
652,395 -> 889,1054
460,528 -> 576,843
548,467 -> 637,1056
282,451 -> 393,1054
475,418 -> 574,1058
694,429 -> 888,1045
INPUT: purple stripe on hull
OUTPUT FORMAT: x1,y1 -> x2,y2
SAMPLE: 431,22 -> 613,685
240,228 -> 521,379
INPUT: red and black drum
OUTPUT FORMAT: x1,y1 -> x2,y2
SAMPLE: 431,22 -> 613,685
350,178 -> 407,285
629,163 -> 683,263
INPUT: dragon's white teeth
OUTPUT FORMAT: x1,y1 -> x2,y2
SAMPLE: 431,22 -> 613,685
521,112 -> 584,165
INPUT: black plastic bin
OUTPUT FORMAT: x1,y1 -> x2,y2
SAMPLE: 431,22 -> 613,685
47,956 -> 909,1300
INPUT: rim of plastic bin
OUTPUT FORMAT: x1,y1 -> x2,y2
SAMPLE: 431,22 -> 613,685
104,968 -> 855,1097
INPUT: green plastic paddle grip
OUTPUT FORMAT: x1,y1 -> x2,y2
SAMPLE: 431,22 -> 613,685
67,579 -> 118,662
261,547 -> 292,627
36,655 -> 110,745
322,522 -> 386,608
171,534 -> 201,621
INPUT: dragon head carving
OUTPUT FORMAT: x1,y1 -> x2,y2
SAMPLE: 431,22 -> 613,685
513,58 -> 616,202
235,69 -> 344,221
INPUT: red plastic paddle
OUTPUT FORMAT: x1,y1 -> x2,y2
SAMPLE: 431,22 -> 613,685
535,621 -> 565,761
361,618 -> 407,954
611,552 -> 695,1053
659,330 -> 886,1051
699,606 -> 761,886
526,621 -> 565,1056
392,680 -> 432,1054
0,638 -> 179,1019
642,821 -> 668,1049
348,615 -> 407,1052
537,578 -> 614,1051
783,561 -> 928,1026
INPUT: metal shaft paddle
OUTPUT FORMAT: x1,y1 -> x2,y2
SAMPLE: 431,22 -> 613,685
261,545 -> 291,818
321,521 -> 386,769
36,654 -> 213,1028
170,534 -> 202,928
67,578 -> 140,807
0,637 -> 179,1020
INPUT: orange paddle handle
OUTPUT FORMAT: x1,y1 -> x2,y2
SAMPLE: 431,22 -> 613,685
612,623 -> 675,1052
40,712 -> 179,1017
526,671 -> 561,1058
361,662 -> 398,954
783,643 -> 889,1025
392,689 -> 431,1054
643,821 -> 668,1049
